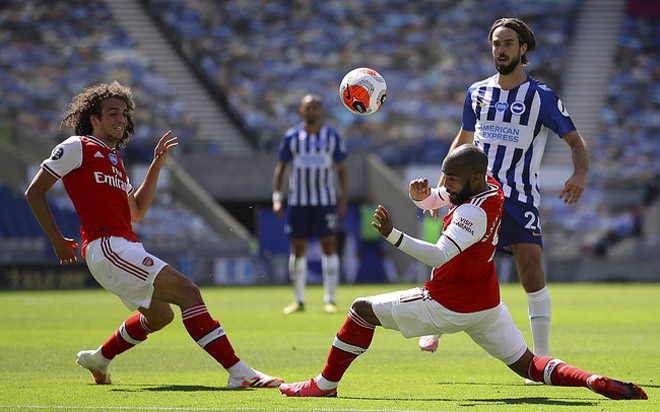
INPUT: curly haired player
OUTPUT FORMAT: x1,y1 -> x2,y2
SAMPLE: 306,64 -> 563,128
25,81 -> 283,388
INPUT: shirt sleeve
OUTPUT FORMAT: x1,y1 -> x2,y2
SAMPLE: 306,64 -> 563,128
539,88 -> 576,138
333,131 -> 347,163
441,203 -> 488,253
461,89 -> 477,132
383,203 -> 487,269
41,136 -> 83,179
278,135 -> 292,163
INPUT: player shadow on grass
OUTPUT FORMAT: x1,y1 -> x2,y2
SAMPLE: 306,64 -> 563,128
109,385 -> 254,392
342,396 -> 598,407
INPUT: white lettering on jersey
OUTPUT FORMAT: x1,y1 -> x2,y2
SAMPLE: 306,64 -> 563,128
94,171 -> 128,191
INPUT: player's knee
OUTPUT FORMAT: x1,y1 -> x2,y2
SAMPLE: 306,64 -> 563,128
351,298 -> 378,325
148,307 -> 174,330
178,278 -> 203,307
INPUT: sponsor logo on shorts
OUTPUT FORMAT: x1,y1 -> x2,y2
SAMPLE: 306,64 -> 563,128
142,257 -> 154,267
532,232 -> 542,237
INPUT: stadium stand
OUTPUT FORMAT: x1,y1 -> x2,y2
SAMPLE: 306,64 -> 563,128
541,9 -> 660,261
0,0 -> 224,262
2,0 -> 658,282
141,0 -> 579,162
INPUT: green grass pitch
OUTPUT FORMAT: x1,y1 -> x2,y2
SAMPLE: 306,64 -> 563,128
1,283 -> 659,412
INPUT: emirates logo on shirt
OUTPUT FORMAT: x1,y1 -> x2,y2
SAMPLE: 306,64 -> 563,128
142,257 -> 154,267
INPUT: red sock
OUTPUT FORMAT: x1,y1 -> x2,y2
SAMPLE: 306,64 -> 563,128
181,303 -> 240,369
101,313 -> 156,359
321,308 -> 375,382
528,356 -> 593,387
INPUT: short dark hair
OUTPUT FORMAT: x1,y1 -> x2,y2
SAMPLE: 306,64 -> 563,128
446,144 -> 489,175
60,81 -> 135,149
488,18 -> 536,65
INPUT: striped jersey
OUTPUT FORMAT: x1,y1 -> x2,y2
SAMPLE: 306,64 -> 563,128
278,123 -> 347,206
462,75 -> 576,208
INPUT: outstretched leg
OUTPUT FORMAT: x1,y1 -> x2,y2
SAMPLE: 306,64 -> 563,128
279,298 -> 378,397
152,266 -> 284,388
509,350 -> 647,400
76,300 -> 173,384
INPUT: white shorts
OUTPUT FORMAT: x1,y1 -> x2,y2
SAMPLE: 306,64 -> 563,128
371,287 -> 527,365
84,236 -> 168,311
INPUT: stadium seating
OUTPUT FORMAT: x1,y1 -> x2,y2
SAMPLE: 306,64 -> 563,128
0,0 -> 198,161
0,0 -> 220,258
141,0 -> 579,162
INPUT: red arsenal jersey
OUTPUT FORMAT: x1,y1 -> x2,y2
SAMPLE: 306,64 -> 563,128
41,135 -> 139,252
424,175 -> 504,313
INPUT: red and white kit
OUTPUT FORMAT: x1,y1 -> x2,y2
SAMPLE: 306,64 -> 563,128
372,175 -> 526,364
42,135 -> 166,310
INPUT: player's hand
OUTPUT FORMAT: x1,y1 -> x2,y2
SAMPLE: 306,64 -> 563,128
273,200 -> 284,218
371,205 -> 393,237
409,178 -> 431,201
152,131 -> 179,170
52,237 -> 79,265
559,172 -> 586,205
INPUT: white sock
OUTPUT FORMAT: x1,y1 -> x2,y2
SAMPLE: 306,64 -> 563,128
289,254 -> 307,304
227,360 -> 252,376
527,286 -> 551,356
322,254 -> 340,303
315,373 -> 338,390
92,346 -> 111,365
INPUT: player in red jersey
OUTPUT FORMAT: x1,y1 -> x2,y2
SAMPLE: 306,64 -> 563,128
24,82 -> 283,389
279,145 -> 647,401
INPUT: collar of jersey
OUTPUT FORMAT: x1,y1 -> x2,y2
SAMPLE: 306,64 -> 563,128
85,135 -> 114,150
489,74 -> 531,90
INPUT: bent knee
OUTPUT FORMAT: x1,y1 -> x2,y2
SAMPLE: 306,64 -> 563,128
350,298 -> 380,326
151,308 -> 175,330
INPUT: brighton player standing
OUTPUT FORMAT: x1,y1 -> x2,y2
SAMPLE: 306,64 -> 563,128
419,18 -> 589,359
273,94 -> 348,314
279,145 -> 645,401
24,82 -> 283,388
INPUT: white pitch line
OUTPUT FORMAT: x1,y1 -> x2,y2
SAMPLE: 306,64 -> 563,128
0,406 -> 492,412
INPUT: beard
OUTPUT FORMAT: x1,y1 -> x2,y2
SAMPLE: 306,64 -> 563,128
494,53 -> 521,75
449,179 -> 473,206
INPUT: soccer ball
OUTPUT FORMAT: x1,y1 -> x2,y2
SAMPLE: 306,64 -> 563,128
339,68 -> 387,115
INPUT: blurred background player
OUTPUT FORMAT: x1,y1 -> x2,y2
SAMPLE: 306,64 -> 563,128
272,94 -> 348,314
24,82 -> 283,388
279,145 -> 645,401
419,18 -> 589,360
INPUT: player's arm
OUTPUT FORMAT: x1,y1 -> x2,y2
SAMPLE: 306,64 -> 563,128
272,160 -> 288,218
24,169 -> 79,265
409,178 -> 451,210
559,130 -> 589,205
129,131 -> 178,222
336,161 -> 348,220
372,204 -> 486,268
436,128 -> 475,188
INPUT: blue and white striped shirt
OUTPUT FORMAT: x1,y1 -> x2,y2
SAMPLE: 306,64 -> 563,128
463,75 -> 576,208
278,124 -> 347,206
